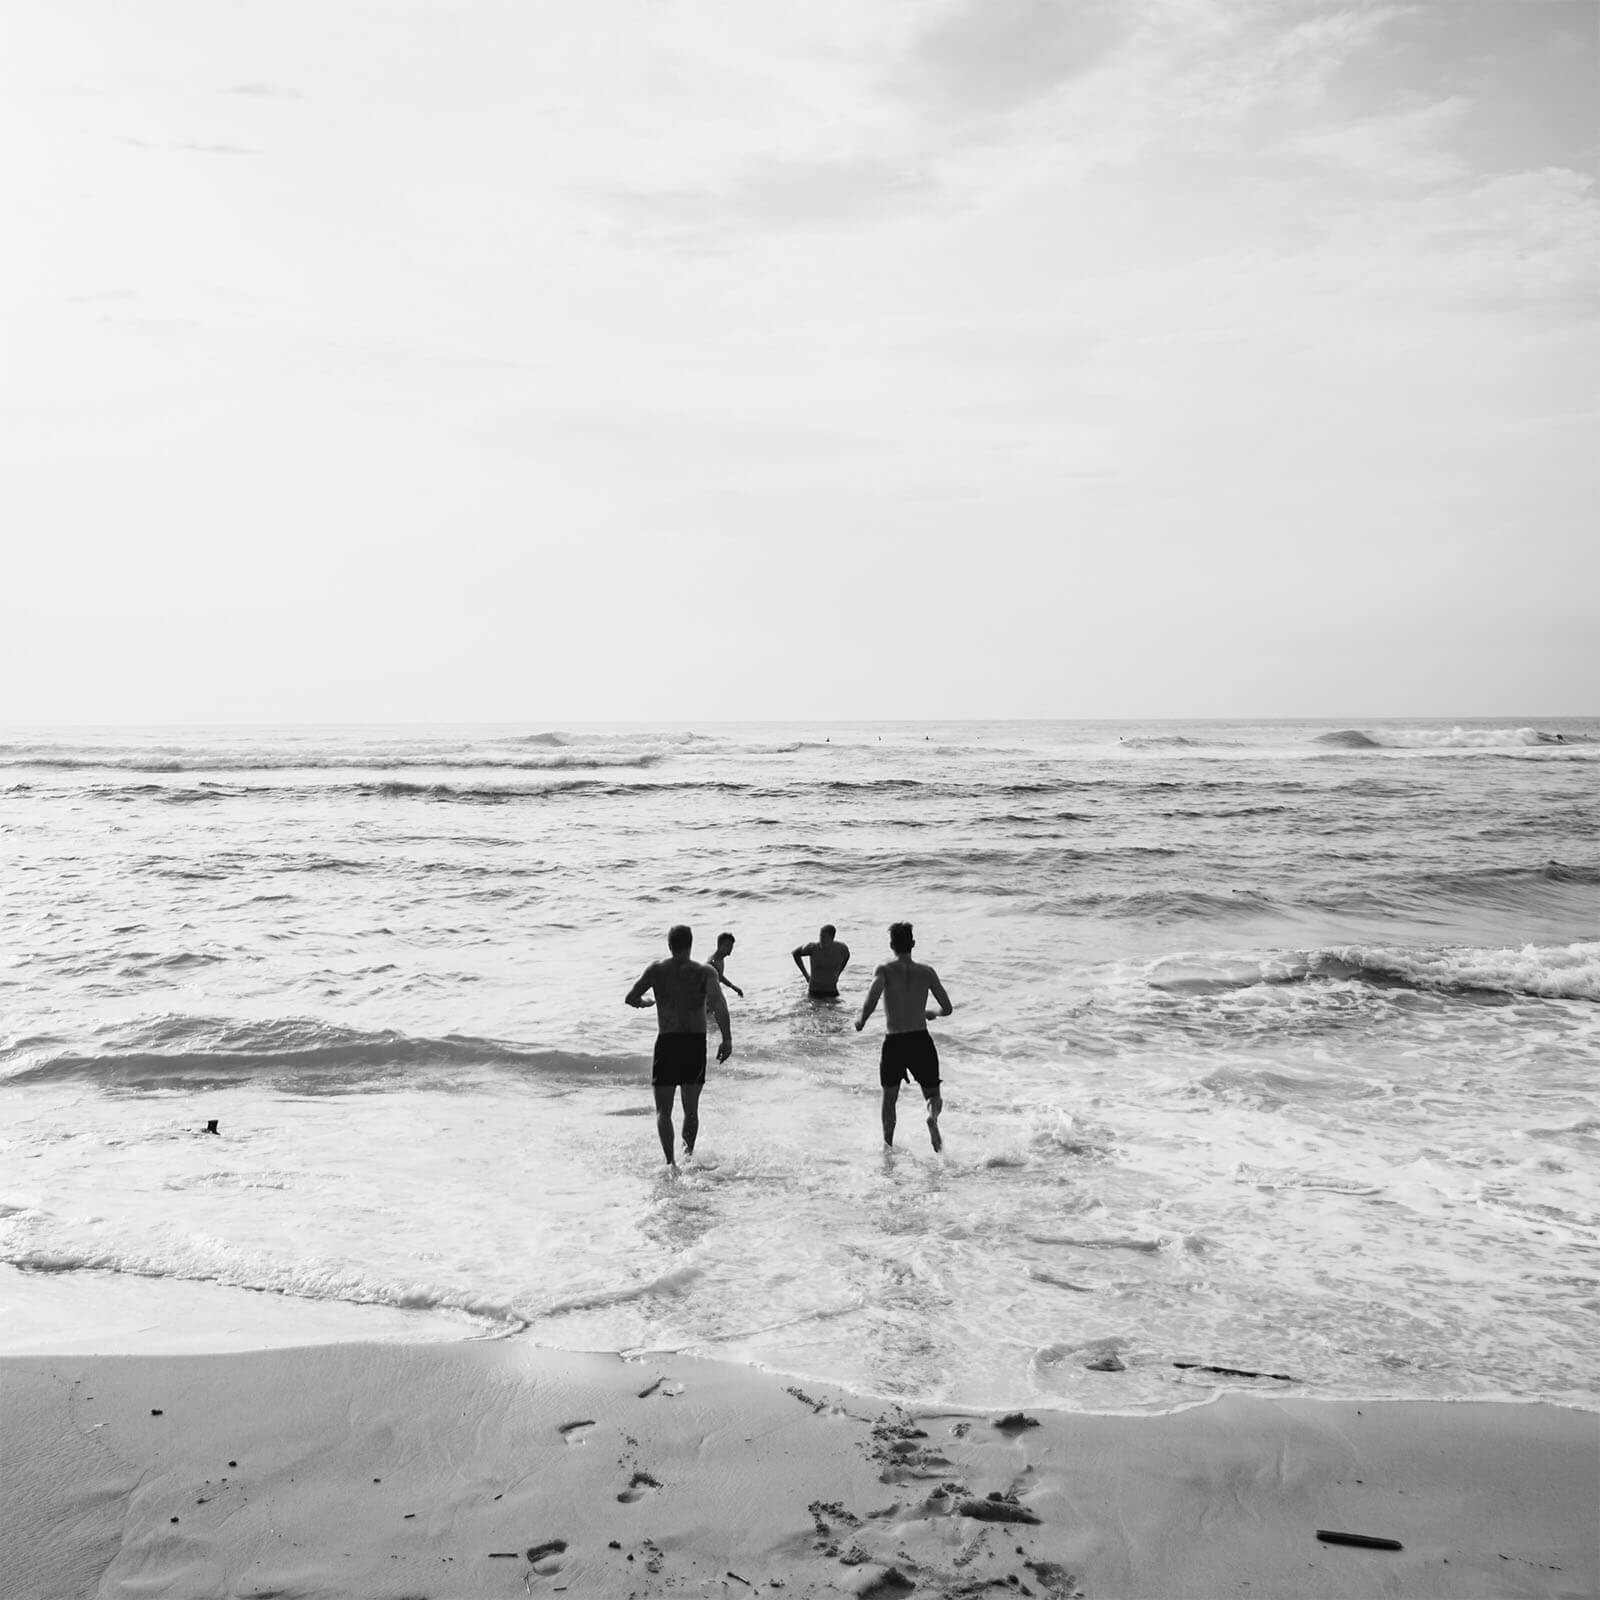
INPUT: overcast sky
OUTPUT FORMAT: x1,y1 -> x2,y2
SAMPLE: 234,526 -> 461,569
4,0 -> 1595,722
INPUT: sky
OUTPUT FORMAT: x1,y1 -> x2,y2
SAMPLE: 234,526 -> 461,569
3,0 -> 1595,721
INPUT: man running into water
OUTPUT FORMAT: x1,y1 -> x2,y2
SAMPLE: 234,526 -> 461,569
708,931 -> 744,1000
793,924 -> 851,998
855,921 -> 953,1151
625,925 -> 732,1168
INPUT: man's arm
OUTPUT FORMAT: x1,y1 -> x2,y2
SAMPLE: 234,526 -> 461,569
854,969 -> 886,1031
624,965 -> 656,1008
717,969 -> 744,998
837,944 -> 850,975
792,945 -> 811,980
707,970 -> 733,1061
926,968 -> 953,1019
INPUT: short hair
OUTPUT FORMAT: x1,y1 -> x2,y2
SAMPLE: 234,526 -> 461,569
889,921 -> 914,953
717,931 -> 735,946
667,924 -> 692,953
820,924 -> 836,940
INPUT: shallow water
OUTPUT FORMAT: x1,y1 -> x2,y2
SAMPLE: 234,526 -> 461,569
2,718 -> 1596,1410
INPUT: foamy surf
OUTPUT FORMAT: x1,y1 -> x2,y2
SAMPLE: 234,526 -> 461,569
2,717 -> 1596,1411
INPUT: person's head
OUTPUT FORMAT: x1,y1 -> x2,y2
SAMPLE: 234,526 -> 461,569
889,921 -> 914,954
716,931 -> 735,954
820,924 -> 836,942
667,924 -> 693,955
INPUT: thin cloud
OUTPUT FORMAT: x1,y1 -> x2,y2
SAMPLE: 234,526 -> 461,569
223,82 -> 303,100
889,0 -> 1131,119
591,153 -> 935,243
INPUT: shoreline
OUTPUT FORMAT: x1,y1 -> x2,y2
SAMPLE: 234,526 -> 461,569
3,1340 -> 1594,1599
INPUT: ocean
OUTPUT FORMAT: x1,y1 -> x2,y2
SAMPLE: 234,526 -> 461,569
2,720 -> 1596,1414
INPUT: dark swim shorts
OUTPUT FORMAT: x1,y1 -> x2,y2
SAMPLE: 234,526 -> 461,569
652,1032 -> 708,1087
880,1030 -> 940,1098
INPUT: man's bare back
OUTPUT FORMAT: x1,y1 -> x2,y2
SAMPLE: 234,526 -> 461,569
793,926 -> 850,997
630,956 -> 722,1033
868,955 -> 952,1033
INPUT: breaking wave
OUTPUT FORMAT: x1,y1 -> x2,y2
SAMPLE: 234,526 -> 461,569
1315,726 -> 1590,752
0,1018 -> 644,1091
1149,941 -> 1600,1003
0,752 -> 668,773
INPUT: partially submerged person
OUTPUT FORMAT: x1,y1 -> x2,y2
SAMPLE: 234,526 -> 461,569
708,931 -> 744,1001
855,921 -> 953,1151
625,925 -> 732,1168
792,924 -> 851,998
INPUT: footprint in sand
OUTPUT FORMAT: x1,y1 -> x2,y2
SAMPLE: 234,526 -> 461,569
617,1469 -> 661,1503
558,1419 -> 596,1445
634,1377 -> 685,1399
526,1538 -> 567,1575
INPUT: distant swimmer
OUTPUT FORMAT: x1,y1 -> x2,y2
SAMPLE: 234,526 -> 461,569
625,925 -> 732,1168
708,931 -> 744,1001
855,921 -> 953,1151
793,924 -> 851,998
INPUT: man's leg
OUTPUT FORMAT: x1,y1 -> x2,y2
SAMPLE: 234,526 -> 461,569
653,1083 -> 678,1165
680,1080 -> 703,1157
881,1078 -> 899,1147
924,1090 -> 943,1153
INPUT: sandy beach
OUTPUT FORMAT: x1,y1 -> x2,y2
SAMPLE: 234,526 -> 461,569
2,1340 -> 1594,1599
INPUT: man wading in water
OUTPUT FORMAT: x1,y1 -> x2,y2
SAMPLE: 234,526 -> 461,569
855,921 -> 953,1151
626,925 -> 732,1168
792,924 -> 850,998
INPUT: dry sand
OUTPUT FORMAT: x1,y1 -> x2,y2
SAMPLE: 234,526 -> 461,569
1,1341 -> 1594,1599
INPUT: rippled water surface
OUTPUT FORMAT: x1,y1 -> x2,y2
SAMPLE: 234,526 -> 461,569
2,719 -> 1596,1410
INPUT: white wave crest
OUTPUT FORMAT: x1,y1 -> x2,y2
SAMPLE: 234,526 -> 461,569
1322,941 -> 1600,1001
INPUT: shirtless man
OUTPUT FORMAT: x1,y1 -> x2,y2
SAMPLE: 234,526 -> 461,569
708,931 -> 744,1000
855,921 -> 953,1151
625,925 -> 732,1168
792,924 -> 851,998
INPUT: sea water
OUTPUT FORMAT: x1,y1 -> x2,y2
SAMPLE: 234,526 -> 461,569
1,720 -> 1596,1412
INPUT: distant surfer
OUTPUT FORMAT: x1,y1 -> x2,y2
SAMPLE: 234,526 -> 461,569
793,925 -> 851,998
708,931 -> 744,1001
855,922 -> 952,1151
625,925 -> 732,1168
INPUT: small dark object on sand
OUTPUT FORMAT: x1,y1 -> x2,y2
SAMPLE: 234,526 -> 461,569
1317,1529 -> 1402,1551
728,1573 -> 751,1586
958,1498 -> 1042,1524
527,1539 -> 568,1562
204,1120 -> 219,1134
489,1551 -> 519,1558
1086,1355 -> 1125,1372
993,1412 -> 1040,1432
151,1409 -> 163,1416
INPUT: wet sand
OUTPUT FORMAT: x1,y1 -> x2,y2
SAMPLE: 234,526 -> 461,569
2,1341 -> 1594,1598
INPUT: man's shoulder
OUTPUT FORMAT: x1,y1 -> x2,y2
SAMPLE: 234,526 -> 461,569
800,942 -> 818,954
